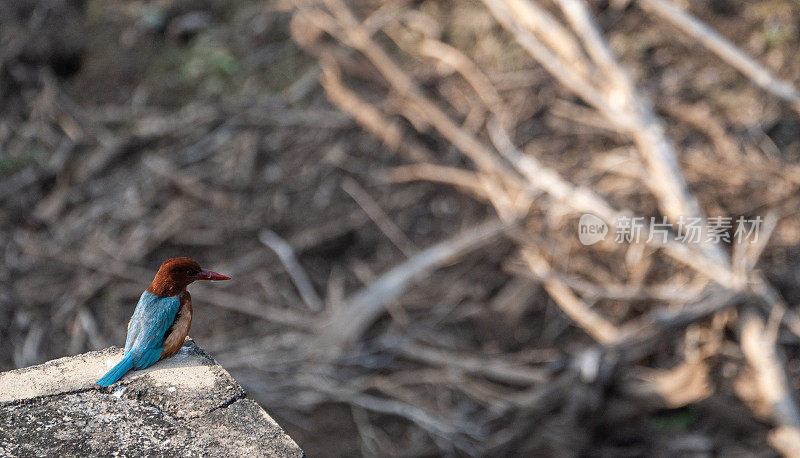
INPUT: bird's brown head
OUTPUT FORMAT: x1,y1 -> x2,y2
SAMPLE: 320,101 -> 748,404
147,257 -> 230,296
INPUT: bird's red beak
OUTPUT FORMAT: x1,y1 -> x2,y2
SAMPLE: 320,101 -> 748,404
196,269 -> 231,281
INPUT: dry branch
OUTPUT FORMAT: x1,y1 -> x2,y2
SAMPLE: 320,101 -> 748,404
319,58 -> 432,163
377,163 -> 490,200
395,340 -> 551,385
259,229 -> 325,311
341,177 -> 417,257
638,0 -> 800,113
740,310 -> 800,455
551,0 -> 724,264
521,248 -> 619,344
319,218 -> 510,354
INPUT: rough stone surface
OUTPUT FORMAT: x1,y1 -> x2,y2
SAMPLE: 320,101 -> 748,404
0,340 -> 304,457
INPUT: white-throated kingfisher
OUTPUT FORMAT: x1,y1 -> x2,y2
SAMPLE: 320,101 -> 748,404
96,257 -> 230,387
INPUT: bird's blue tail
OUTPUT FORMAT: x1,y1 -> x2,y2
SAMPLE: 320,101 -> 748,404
96,355 -> 134,387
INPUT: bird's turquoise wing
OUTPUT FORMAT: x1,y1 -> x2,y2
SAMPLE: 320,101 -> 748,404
124,291 -> 181,370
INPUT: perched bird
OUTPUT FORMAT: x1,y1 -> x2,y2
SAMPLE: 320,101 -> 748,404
96,257 -> 230,387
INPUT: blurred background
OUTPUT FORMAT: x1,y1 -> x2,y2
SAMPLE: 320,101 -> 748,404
2,0 -> 800,456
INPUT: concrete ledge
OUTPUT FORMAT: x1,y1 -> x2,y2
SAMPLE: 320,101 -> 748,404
0,340 -> 303,457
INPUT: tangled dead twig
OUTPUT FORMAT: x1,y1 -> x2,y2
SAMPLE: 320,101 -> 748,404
289,0 -> 800,454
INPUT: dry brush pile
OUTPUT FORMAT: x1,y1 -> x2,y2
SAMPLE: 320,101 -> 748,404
2,0 -> 800,456
283,0 -> 800,455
